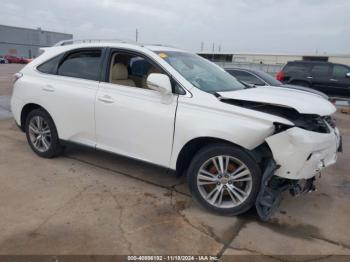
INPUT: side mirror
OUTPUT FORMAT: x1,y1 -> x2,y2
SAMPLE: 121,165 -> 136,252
147,73 -> 172,95
346,72 -> 350,78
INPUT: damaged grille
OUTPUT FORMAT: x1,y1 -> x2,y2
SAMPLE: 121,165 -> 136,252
294,115 -> 330,133
323,116 -> 336,128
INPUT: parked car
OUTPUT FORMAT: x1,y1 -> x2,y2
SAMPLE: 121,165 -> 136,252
276,61 -> 350,97
4,55 -> 21,64
225,67 -> 329,100
19,57 -> 32,64
11,41 -> 342,220
0,56 -> 8,64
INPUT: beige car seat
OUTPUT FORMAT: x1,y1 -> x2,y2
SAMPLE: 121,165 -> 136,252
111,63 -> 136,87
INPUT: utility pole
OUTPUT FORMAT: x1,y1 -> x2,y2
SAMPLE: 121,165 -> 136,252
200,41 -> 204,52
136,28 -> 139,42
212,43 -> 215,61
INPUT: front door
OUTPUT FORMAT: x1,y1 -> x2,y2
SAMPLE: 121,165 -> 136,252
329,64 -> 350,96
309,63 -> 332,93
95,50 -> 178,167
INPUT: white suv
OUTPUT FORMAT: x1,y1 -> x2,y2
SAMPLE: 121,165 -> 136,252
11,40 -> 342,220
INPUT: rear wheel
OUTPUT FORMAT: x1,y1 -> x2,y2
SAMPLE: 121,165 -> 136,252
187,144 -> 261,215
25,109 -> 63,158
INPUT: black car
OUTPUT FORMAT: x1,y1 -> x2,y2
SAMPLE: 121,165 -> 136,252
276,61 -> 350,97
225,67 -> 329,99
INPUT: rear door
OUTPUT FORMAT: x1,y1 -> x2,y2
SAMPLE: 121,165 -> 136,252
282,62 -> 311,84
309,64 -> 332,93
36,48 -> 103,146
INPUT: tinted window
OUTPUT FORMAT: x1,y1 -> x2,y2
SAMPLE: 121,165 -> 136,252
58,50 -> 102,81
311,64 -> 331,76
284,63 -> 310,74
254,70 -> 282,86
228,70 -> 265,86
332,65 -> 349,78
37,55 -> 62,74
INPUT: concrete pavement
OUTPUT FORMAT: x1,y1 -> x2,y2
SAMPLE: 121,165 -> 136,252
1,115 -> 350,257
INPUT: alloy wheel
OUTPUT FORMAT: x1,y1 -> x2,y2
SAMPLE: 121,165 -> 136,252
28,116 -> 52,152
197,155 -> 253,208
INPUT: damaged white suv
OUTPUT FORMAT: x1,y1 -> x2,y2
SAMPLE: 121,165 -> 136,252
11,41 -> 342,220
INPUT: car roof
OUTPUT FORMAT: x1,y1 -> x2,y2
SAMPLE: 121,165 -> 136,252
288,60 -> 331,65
44,41 -> 187,54
286,60 -> 350,68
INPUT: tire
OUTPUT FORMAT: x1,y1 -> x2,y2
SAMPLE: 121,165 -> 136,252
25,109 -> 63,158
187,143 -> 261,216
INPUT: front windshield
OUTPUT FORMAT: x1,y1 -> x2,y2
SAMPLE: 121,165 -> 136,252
155,51 -> 245,93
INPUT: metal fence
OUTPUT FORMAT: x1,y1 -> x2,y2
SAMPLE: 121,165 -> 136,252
215,61 -> 284,76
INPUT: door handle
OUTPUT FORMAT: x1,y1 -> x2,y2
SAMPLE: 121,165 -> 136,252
42,85 -> 55,92
307,76 -> 313,79
98,95 -> 115,104
330,79 -> 338,82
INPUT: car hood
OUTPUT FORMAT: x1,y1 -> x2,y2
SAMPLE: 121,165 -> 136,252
281,84 -> 329,99
218,86 -> 336,116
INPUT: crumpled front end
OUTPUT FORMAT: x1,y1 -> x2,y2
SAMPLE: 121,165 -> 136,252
255,118 -> 341,221
266,125 -> 341,180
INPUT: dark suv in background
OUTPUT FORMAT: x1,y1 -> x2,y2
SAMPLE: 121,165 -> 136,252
276,61 -> 350,97
226,67 -> 328,99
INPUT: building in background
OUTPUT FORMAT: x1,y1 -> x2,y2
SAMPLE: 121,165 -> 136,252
0,24 -> 72,58
198,52 -> 350,65
198,52 -> 350,76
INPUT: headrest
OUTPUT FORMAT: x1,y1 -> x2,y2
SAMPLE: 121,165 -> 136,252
147,66 -> 159,75
111,63 -> 128,80
131,59 -> 150,77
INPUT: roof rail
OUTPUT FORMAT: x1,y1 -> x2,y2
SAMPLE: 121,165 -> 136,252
53,38 -> 140,47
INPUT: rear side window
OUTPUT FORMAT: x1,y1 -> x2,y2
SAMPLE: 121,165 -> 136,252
37,55 -> 62,74
58,50 -> 102,81
284,63 -> 310,74
311,64 -> 331,76
228,70 -> 265,86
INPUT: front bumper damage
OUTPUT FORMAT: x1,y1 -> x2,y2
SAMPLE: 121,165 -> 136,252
256,125 -> 341,221
266,126 -> 341,180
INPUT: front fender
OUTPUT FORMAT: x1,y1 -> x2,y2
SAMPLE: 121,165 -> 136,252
170,99 -> 280,169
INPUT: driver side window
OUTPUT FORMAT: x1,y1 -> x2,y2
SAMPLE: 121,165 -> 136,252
332,65 -> 349,79
109,52 -> 161,89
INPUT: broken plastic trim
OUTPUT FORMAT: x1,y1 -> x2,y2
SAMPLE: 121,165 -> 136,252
256,158 -> 319,221
255,159 -> 285,221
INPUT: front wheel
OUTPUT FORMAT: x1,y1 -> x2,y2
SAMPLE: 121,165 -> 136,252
187,144 -> 261,216
25,109 -> 63,158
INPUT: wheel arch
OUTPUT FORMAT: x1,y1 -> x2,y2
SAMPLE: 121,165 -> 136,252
20,103 -> 51,132
175,136 -> 271,176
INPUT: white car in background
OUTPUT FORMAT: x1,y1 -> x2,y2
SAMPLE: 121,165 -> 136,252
0,56 -> 8,64
11,40 -> 342,220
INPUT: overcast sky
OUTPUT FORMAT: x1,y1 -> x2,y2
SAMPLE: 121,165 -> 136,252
1,0 -> 349,54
